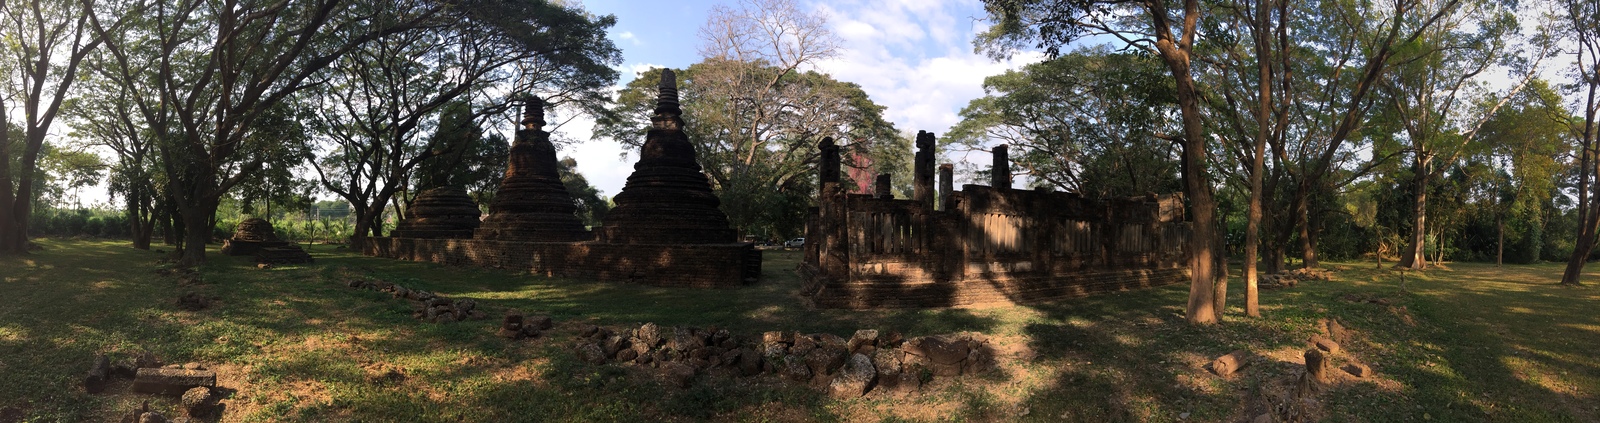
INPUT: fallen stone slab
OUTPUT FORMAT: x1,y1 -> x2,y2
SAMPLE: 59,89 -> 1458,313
85,355 -> 111,393
1342,362 -> 1372,378
1209,350 -> 1249,377
132,368 -> 217,395
1310,335 -> 1341,355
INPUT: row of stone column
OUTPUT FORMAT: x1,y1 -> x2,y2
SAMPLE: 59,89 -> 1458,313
819,133 -> 1014,210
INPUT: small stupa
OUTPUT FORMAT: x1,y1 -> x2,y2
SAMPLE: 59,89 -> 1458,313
219,218 -> 313,264
391,186 -> 481,239
474,96 -> 592,242
221,218 -> 287,256
596,69 -> 737,244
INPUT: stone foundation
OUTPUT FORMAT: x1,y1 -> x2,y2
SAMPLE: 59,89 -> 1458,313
803,265 -> 1189,309
363,237 -> 759,288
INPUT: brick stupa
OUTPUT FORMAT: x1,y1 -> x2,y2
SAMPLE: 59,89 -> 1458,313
474,97 -> 592,242
391,186 -> 481,239
219,218 -> 313,264
597,69 -> 737,244
221,218 -> 287,256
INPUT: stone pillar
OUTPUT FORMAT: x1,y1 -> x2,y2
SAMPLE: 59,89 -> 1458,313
819,137 -> 840,186
939,164 -> 953,212
875,173 -> 893,199
913,131 -> 935,208
812,137 -> 842,272
992,144 -> 1010,189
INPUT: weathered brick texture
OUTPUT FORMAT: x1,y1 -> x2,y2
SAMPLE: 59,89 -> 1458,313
804,139 -> 1193,308
363,238 -> 759,288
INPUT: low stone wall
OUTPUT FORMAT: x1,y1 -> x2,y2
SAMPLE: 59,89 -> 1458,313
362,237 -> 760,288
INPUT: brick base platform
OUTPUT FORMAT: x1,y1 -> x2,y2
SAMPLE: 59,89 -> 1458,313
362,237 -> 761,288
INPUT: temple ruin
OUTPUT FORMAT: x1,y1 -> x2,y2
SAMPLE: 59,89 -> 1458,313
220,218 -> 314,265
800,134 -> 1192,308
362,72 -> 761,288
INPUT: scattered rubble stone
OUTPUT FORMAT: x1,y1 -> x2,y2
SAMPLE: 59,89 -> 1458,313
828,353 -> 876,398
176,293 -> 211,311
180,386 -> 217,418
565,322 -> 988,398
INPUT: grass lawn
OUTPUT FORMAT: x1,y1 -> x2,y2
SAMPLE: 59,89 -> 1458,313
1,238 -> 1598,422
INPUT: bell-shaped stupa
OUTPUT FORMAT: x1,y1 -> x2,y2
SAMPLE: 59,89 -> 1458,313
474,96 -> 592,242
391,186 -> 481,239
597,69 -> 737,244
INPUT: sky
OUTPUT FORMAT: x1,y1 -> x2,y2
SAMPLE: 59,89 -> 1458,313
555,0 -> 1045,198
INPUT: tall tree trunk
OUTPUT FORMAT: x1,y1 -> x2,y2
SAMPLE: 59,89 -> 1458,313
1496,215 -> 1503,266
177,196 -> 219,266
1296,194 -> 1313,269
3,131 -> 46,253
1400,153 -> 1430,269
128,184 -> 152,250
1305,206 -> 1322,268
1267,218 -> 1289,274
349,206 -> 374,247
1561,64 -> 1599,286
1157,46 -> 1219,325
1213,213 -> 1229,319
1243,0 -> 1271,317
0,108 -> 16,254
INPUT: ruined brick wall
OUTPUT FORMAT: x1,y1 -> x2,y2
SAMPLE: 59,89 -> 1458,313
804,183 -> 1192,308
364,237 -> 759,288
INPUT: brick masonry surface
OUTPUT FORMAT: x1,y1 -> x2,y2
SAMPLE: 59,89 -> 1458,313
363,237 -> 760,288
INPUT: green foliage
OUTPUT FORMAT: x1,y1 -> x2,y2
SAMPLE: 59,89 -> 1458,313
947,46 -> 1181,196
557,157 -> 610,228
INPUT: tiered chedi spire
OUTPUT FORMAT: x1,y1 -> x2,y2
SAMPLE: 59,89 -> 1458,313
474,96 -> 592,242
597,69 -> 737,244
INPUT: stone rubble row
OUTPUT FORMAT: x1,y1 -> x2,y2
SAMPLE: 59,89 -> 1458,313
344,278 -> 489,323
565,322 -> 995,398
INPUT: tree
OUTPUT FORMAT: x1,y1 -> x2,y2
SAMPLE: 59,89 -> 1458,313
87,0 -> 454,264
1385,0 -> 1545,269
1558,0 -> 1600,285
0,0 -> 119,254
978,0 -> 1223,324
1477,80 -> 1569,265
948,48 -> 1183,198
67,41 -> 163,249
557,157 -> 610,228
1201,0 -> 1291,317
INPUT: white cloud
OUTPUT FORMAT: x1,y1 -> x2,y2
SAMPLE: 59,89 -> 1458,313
813,1 -> 1043,141
615,30 -> 642,46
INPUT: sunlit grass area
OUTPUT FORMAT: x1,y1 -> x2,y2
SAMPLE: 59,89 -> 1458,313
1,239 -> 1596,422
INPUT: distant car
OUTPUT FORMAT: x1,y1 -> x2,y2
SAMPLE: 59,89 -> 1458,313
783,237 -> 805,248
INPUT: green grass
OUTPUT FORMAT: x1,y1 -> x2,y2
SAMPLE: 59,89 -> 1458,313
1,239 -> 1597,422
